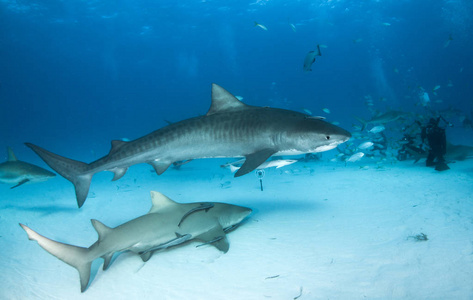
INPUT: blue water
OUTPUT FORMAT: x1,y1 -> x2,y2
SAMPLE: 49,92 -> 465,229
1,2 -> 473,298
1,0 -> 472,160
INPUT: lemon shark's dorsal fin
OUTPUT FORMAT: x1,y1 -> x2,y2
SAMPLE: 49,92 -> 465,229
91,219 -> 112,241
148,191 -> 178,214
7,146 -> 17,161
207,84 -> 249,116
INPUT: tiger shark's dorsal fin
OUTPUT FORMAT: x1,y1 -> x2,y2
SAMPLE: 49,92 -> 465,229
109,140 -> 128,155
7,147 -> 17,161
207,84 -> 249,116
148,191 -> 178,214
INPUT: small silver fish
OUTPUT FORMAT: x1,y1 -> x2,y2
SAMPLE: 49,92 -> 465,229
302,108 -> 312,115
347,152 -> 364,163
358,142 -> 374,150
254,21 -> 267,31
368,126 -> 385,134
225,159 -> 297,173
303,45 -> 322,72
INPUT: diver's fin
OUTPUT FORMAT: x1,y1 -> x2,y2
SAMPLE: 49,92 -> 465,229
435,162 -> 450,171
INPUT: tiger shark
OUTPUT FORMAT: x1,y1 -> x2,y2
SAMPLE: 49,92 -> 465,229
0,146 -> 55,188
26,84 -> 351,208
20,191 -> 252,292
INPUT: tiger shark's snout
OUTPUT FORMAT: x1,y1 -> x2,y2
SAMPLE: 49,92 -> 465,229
338,128 -> 352,142
313,127 -> 351,153
329,125 -> 351,144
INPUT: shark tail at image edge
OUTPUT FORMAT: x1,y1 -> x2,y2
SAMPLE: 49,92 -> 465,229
19,223 -> 92,293
24,143 -> 92,208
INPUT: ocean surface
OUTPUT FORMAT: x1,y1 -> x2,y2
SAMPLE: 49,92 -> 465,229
1,1 -> 472,299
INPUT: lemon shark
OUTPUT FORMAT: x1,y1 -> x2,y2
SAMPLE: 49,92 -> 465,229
0,146 -> 55,188
20,191 -> 252,292
26,84 -> 351,208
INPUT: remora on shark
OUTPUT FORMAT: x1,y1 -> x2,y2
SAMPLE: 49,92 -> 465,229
20,191 -> 252,292
26,84 -> 351,207
0,146 -> 55,188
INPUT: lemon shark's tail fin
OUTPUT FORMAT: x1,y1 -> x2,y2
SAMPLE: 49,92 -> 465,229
19,224 -> 92,292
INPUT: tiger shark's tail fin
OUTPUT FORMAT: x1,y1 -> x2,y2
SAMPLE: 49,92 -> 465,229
25,143 -> 92,208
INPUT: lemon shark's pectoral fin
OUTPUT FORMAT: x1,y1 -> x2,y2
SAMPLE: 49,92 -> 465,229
195,225 -> 229,253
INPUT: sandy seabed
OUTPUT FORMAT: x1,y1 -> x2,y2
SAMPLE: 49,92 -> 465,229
1,158 -> 472,300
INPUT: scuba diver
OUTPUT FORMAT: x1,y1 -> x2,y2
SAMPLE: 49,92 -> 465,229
397,120 -> 425,162
397,132 -> 426,162
421,116 -> 452,171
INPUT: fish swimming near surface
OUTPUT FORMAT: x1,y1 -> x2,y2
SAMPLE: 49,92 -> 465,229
20,191 -> 252,292
0,147 -> 55,188
355,110 -> 408,131
443,33 -> 453,48
26,84 -> 351,208
303,45 -> 322,72
254,21 -> 267,31
289,23 -> 296,32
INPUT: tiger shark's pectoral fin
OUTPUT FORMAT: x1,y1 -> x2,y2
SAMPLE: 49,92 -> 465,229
234,148 -> 276,177
110,167 -> 128,181
11,179 -> 29,189
149,160 -> 172,175
195,225 -> 229,253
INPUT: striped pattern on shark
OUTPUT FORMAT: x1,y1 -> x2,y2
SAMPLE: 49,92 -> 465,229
26,84 -> 351,208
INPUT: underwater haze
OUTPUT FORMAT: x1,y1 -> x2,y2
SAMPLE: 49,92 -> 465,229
1,0 -> 472,152
1,0 -> 473,299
